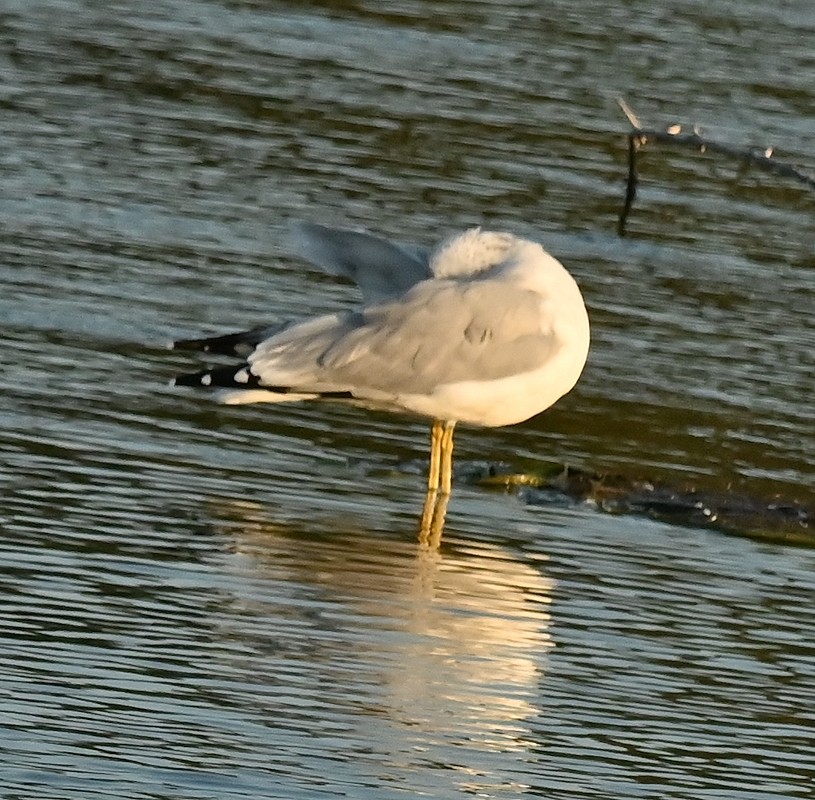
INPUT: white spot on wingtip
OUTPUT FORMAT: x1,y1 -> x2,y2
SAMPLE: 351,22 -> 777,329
234,368 -> 250,384
201,374 -> 212,386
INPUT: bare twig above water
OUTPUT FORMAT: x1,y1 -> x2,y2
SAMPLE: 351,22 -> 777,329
616,97 -> 815,236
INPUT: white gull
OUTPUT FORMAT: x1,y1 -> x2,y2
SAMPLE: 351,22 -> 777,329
173,222 -> 590,497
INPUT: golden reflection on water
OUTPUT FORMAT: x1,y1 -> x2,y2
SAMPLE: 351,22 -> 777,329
210,499 -> 554,776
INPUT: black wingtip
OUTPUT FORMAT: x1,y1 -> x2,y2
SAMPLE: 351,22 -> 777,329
171,337 -> 213,353
172,368 -> 213,388
171,325 -> 280,358
172,363 -> 261,389
171,334 -> 248,357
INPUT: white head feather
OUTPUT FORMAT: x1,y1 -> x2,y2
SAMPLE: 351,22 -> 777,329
429,228 -> 517,279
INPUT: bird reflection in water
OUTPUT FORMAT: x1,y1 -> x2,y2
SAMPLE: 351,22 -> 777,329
207,499 -> 555,794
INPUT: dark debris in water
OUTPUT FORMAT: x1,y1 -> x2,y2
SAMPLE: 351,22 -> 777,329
478,464 -> 813,547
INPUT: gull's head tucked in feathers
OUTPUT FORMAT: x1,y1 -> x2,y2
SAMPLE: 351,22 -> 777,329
429,228 -> 517,279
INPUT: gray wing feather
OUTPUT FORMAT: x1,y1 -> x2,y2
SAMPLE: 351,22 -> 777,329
290,222 -> 432,302
249,278 -> 558,396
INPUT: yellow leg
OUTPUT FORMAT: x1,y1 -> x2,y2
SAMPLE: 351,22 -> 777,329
439,421 -> 456,495
418,490 -> 450,549
419,420 -> 456,545
427,420 -> 443,492
419,488 -> 437,543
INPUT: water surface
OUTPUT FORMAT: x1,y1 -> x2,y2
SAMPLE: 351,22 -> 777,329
1,0 -> 813,797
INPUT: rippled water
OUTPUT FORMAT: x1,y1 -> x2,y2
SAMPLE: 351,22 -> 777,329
2,0 -> 814,797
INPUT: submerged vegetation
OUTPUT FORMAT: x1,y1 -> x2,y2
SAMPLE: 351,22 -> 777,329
481,464 -> 813,547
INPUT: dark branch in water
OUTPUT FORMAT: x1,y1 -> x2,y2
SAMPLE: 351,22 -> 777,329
616,97 -> 815,236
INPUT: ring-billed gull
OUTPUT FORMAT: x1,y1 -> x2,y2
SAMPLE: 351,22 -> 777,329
172,223 -> 590,498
